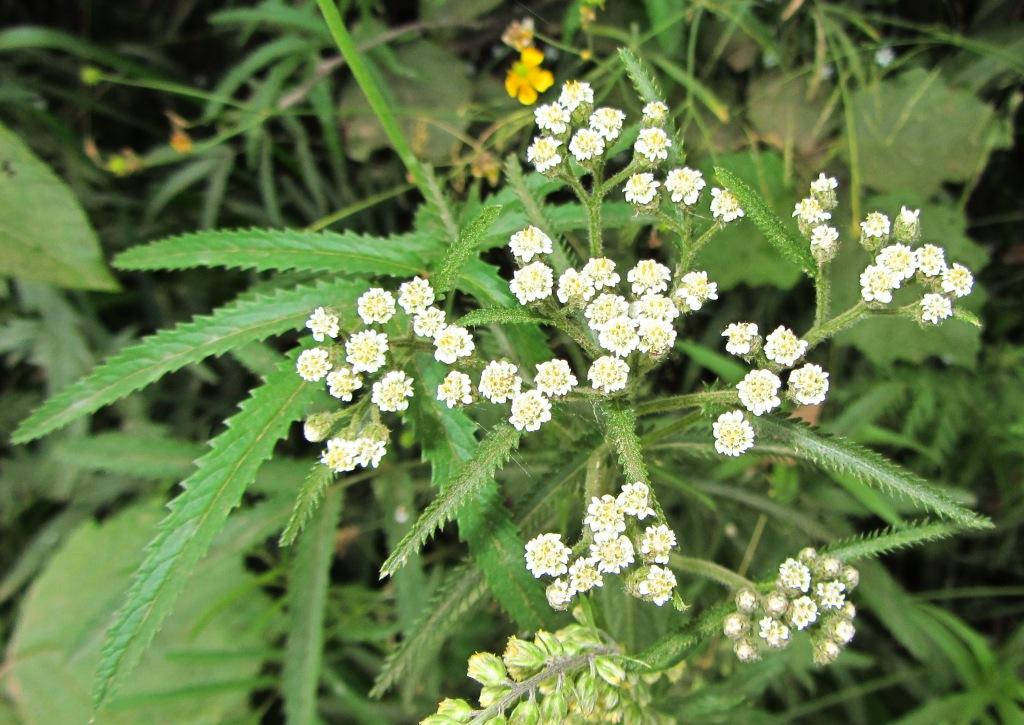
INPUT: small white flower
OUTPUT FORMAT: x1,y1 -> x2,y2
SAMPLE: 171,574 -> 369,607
618,482 -> 655,520
875,46 -> 896,67
722,322 -> 759,356
527,136 -> 562,173
810,173 -> 838,194
397,277 -> 435,314
353,437 -> 387,468
764,326 -> 808,367
345,330 -> 389,373
737,369 -> 782,416
546,579 -> 573,609
525,533 -> 570,577
581,257 -> 620,290
589,534 -> 635,574
534,102 -> 570,134
534,359 -> 577,397
765,591 -> 789,617
789,596 -> 819,630
306,307 -> 339,342
814,639 -> 843,665
412,307 -> 446,338
793,197 -> 831,225
508,226 -> 553,264
433,324 -> 475,365
758,617 -> 791,649
832,618 -> 856,644
713,410 -> 755,456
860,211 -> 891,239
860,263 -> 898,304
815,580 -> 847,610
624,173 -> 661,206
509,390 -> 552,432
723,613 -> 749,639
437,370 -> 473,408
632,293 -> 679,323
920,293 -> 952,324
914,244 -> 946,277
321,437 -> 359,473
510,261 -> 554,305
637,318 -> 676,356
559,80 -> 594,111
627,259 -> 671,295
569,127 -> 605,162
588,107 -> 626,141
598,315 -> 640,357
810,225 -> 839,252
372,370 -> 414,412
585,495 -> 626,536
588,356 -> 630,394
568,557 -> 603,593
357,288 -> 396,325
899,205 -> 919,225
556,268 -> 596,305
296,347 -> 332,382
634,127 -> 672,162
675,270 -> 718,311
734,638 -> 760,663
941,263 -> 973,298
788,364 -> 830,405
638,565 -> 677,606
877,243 -> 917,281
664,167 -> 705,205
736,589 -> 759,613
479,360 -> 522,403
326,366 -> 362,401
710,187 -> 744,222
585,293 -> 630,330
640,524 -> 676,564
642,101 -> 669,124
778,558 -> 811,592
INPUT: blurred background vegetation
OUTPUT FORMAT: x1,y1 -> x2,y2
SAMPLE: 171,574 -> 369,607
0,0 -> 1022,722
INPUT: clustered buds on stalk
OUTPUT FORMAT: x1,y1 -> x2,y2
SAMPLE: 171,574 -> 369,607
723,547 -> 859,666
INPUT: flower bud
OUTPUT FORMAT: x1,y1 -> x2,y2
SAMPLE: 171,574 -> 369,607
723,612 -> 749,640
503,637 -> 546,681
841,565 -> 860,591
533,630 -> 565,658
893,206 -> 921,243
303,410 -> 346,442
574,670 -> 598,716
468,652 -> 508,687
436,698 -> 473,722
733,637 -> 760,662
509,699 -> 539,725
765,591 -> 789,617
812,636 -> 842,666
478,685 -> 510,708
540,690 -> 568,721
816,555 -> 842,580
594,656 -> 626,687
798,547 -> 818,564
735,588 -> 759,614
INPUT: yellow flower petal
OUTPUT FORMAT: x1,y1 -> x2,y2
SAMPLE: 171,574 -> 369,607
529,68 -> 554,93
521,47 -> 545,69
517,84 -> 539,105
505,72 -> 522,99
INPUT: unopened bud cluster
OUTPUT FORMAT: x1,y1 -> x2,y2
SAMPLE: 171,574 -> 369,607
723,548 -> 859,666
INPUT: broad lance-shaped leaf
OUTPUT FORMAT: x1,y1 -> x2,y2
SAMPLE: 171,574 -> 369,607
379,423 -> 521,578
432,205 -> 502,294
114,227 -> 439,275
92,357 -> 316,709
282,487 -> 342,725
755,417 -> 992,529
12,279 -> 361,443
715,166 -> 816,276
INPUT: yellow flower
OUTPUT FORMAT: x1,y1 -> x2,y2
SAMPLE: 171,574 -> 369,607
505,47 -> 554,106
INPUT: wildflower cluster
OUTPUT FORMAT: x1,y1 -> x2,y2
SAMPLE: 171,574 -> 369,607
525,482 -> 681,610
422,607 -> 675,725
723,548 -> 859,666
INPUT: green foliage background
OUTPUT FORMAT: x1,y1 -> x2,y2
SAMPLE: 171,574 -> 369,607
1,0 -> 1022,722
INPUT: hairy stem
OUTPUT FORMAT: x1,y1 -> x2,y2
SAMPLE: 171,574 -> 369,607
813,261 -> 831,328
635,389 -> 738,417
670,554 -> 755,590
803,301 -> 870,347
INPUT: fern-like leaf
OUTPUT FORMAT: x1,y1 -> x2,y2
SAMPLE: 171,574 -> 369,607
13,279 -> 360,443
279,464 -> 335,547
714,167 -> 816,276
618,48 -> 666,104
113,228 -> 438,275
433,205 -> 503,294
379,423 -> 521,578
601,401 -> 650,485
755,417 -> 991,529
92,356 -> 317,709
282,487 -> 342,725
459,307 -> 548,327
826,520 -> 962,562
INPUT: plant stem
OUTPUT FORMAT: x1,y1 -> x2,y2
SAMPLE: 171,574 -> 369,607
669,554 -> 755,590
802,301 -> 870,347
586,194 -> 604,256
635,389 -> 738,417
675,221 -> 722,275
813,260 -> 831,328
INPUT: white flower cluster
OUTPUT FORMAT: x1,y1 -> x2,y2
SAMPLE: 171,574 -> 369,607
723,548 -> 859,665
525,482 -> 679,609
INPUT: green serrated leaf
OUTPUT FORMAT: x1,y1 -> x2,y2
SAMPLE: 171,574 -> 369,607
12,279 -> 361,444
601,402 -> 649,485
114,228 -> 438,275
279,464 -> 335,547
714,166 -> 816,276
459,307 -> 548,327
755,417 -> 991,529
379,422 -> 521,578
51,433 -> 203,480
826,520 -> 962,562
282,487 -> 341,725
433,205 -> 502,294
92,357 -> 316,710
618,48 -> 665,105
